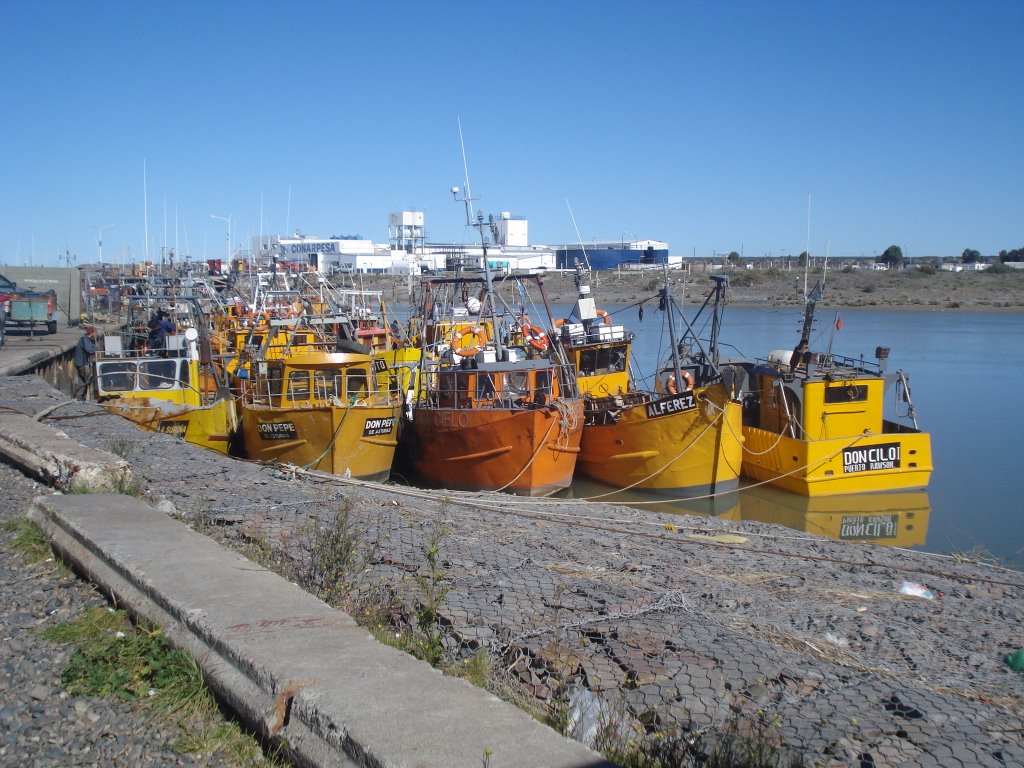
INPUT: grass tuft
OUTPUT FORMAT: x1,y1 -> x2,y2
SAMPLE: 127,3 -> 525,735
42,606 -> 288,766
2,517 -> 53,563
107,436 -> 133,459
68,472 -> 143,497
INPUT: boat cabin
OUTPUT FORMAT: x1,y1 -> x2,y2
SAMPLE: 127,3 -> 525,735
243,352 -> 378,408
431,360 -> 557,410
565,340 -> 630,398
95,330 -> 202,407
745,352 -> 887,441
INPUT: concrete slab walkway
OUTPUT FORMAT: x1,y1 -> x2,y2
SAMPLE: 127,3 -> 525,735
28,493 -> 614,768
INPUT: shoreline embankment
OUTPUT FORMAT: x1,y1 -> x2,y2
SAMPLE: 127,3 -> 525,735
2,376 -> 1021,767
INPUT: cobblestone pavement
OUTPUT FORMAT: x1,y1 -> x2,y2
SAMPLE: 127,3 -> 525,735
0,461 -> 223,767
4,376 -> 1024,767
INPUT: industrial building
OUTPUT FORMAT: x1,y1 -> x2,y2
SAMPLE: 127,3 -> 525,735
247,211 -> 665,275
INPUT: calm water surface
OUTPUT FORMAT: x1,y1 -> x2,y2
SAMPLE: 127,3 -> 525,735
564,302 -> 1024,568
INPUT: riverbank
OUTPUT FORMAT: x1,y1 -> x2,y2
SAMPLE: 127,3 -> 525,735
361,267 -> 1024,313
3,376 -> 1021,767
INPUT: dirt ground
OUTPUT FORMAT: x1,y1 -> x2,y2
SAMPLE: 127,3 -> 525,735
362,266 -> 1024,313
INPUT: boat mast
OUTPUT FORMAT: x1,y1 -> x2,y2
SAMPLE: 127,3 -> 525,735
453,118 -> 505,360
661,262 -> 684,387
792,277 -> 823,371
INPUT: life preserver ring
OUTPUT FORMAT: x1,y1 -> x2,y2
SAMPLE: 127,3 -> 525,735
452,326 -> 487,357
595,309 -> 612,326
521,323 -> 549,352
665,370 -> 695,395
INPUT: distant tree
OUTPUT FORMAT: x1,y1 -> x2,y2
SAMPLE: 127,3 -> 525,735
961,248 -> 982,264
877,245 -> 903,268
798,251 -> 809,267
1000,247 -> 1024,263
727,251 -> 740,265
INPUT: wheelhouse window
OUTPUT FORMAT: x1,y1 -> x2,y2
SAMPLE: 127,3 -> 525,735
476,372 -> 496,401
98,362 -> 136,392
824,384 -> 868,404
535,369 -> 552,400
578,348 -> 626,375
345,369 -> 368,401
313,371 -> 340,401
506,371 -> 529,399
139,359 -> 178,390
288,370 -> 311,400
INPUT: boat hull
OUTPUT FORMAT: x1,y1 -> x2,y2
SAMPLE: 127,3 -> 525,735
576,385 -> 743,497
100,397 -> 238,455
240,403 -> 400,481
741,422 -> 933,496
411,402 -> 584,497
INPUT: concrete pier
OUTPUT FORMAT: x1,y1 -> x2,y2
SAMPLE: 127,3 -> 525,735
28,492 -> 609,768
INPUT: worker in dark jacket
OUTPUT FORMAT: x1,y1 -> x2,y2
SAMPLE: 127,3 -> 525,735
73,325 -> 97,397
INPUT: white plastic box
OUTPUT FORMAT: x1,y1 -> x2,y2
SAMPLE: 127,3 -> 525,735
563,322 -> 586,342
596,325 -> 626,341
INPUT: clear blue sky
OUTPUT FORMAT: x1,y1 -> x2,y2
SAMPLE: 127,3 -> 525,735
2,1 -> 1021,267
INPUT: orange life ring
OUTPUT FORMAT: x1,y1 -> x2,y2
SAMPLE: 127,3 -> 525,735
452,326 -> 487,357
521,323 -> 549,352
666,370 -> 695,395
595,309 -> 612,326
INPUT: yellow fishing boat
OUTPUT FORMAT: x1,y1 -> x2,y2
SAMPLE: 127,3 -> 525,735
566,270 -> 743,498
236,350 -> 401,481
739,279 -> 932,496
94,299 -> 238,454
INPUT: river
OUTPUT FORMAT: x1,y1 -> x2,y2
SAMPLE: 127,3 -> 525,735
564,301 -> 1024,568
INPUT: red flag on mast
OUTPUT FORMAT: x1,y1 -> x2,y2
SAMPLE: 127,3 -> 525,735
835,313 -> 843,331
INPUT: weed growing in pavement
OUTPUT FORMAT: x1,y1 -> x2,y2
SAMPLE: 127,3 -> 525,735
296,500 -> 368,605
338,520 -> 454,671
68,472 -> 143,497
107,436 -> 133,459
41,606 -> 288,767
560,697 -> 803,768
239,532 -> 297,583
448,648 -> 494,688
112,472 -> 143,496
411,524 -> 450,666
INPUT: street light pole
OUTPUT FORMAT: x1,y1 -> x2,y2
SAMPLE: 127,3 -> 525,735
60,249 -> 77,325
93,224 -> 113,265
210,214 -> 232,269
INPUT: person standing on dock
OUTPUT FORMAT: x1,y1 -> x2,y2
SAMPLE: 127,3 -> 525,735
73,325 -> 97,398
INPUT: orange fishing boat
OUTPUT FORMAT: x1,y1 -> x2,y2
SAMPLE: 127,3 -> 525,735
409,270 -> 584,497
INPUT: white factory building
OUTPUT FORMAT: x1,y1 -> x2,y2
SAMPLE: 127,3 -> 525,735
251,210 -> 557,276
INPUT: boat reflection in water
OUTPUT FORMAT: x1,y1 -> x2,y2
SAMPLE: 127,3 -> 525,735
568,478 -> 930,549
731,485 -> 930,548
564,477 -> 741,519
